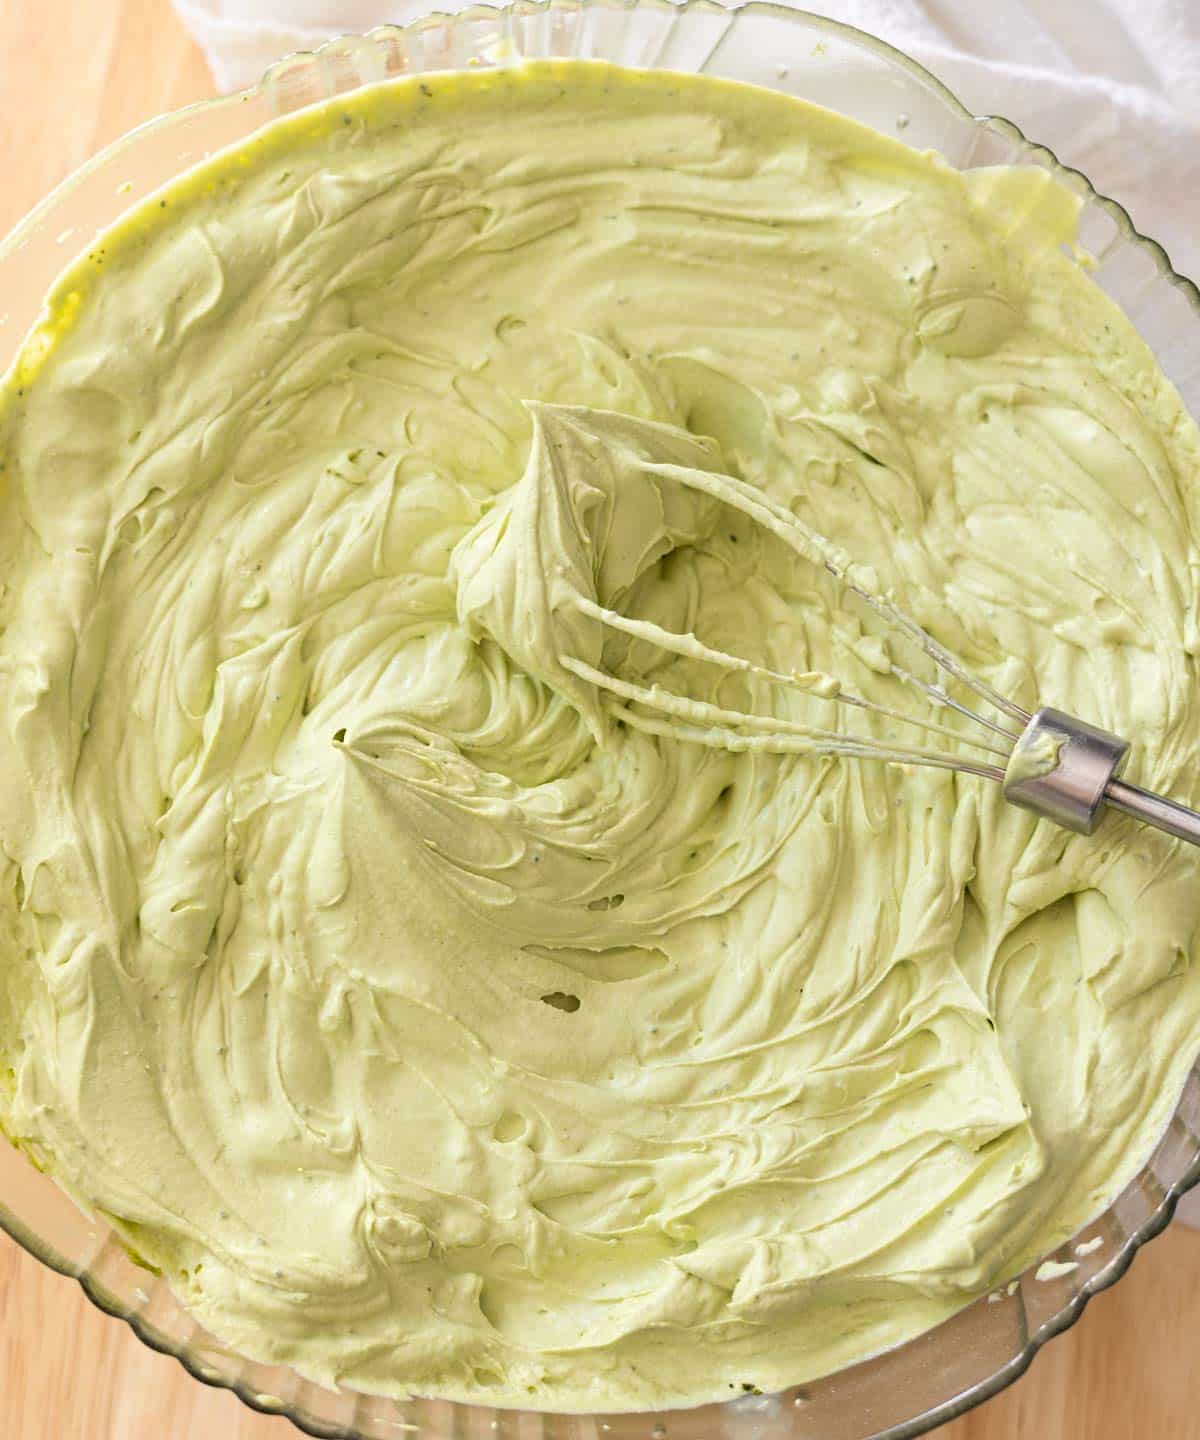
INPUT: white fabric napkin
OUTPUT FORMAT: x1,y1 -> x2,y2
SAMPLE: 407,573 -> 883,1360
171,0 -> 1200,1226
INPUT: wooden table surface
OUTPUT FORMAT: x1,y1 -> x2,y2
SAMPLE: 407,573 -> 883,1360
2,2 -> 1199,1436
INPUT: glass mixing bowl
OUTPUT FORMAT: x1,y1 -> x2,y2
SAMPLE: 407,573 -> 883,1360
2,4 -> 1199,1437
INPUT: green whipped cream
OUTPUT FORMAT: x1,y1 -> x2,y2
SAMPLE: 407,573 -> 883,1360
2,60 -> 1200,1411
1005,726 -> 1068,787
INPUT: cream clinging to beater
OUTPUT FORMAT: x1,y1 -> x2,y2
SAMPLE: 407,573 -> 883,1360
493,404 -> 1200,846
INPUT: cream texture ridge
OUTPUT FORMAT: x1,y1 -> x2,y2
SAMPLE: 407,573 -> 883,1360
1,61 -> 1199,1410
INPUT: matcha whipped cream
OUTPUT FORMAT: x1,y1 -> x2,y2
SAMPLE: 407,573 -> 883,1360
1,61 -> 1199,1410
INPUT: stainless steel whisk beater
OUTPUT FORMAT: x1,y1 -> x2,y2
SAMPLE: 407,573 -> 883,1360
568,457 -> 1200,849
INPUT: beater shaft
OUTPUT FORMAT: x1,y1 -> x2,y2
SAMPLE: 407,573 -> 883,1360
1001,707 -> 1200,845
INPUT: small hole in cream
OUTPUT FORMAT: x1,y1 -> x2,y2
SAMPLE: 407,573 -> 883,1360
540,992 -> 581,1013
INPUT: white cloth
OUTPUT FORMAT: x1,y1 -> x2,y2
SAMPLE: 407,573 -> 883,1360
171,0 -> 1200,1226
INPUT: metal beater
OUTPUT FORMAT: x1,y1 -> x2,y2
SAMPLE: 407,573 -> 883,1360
566,451 -> 1200,848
